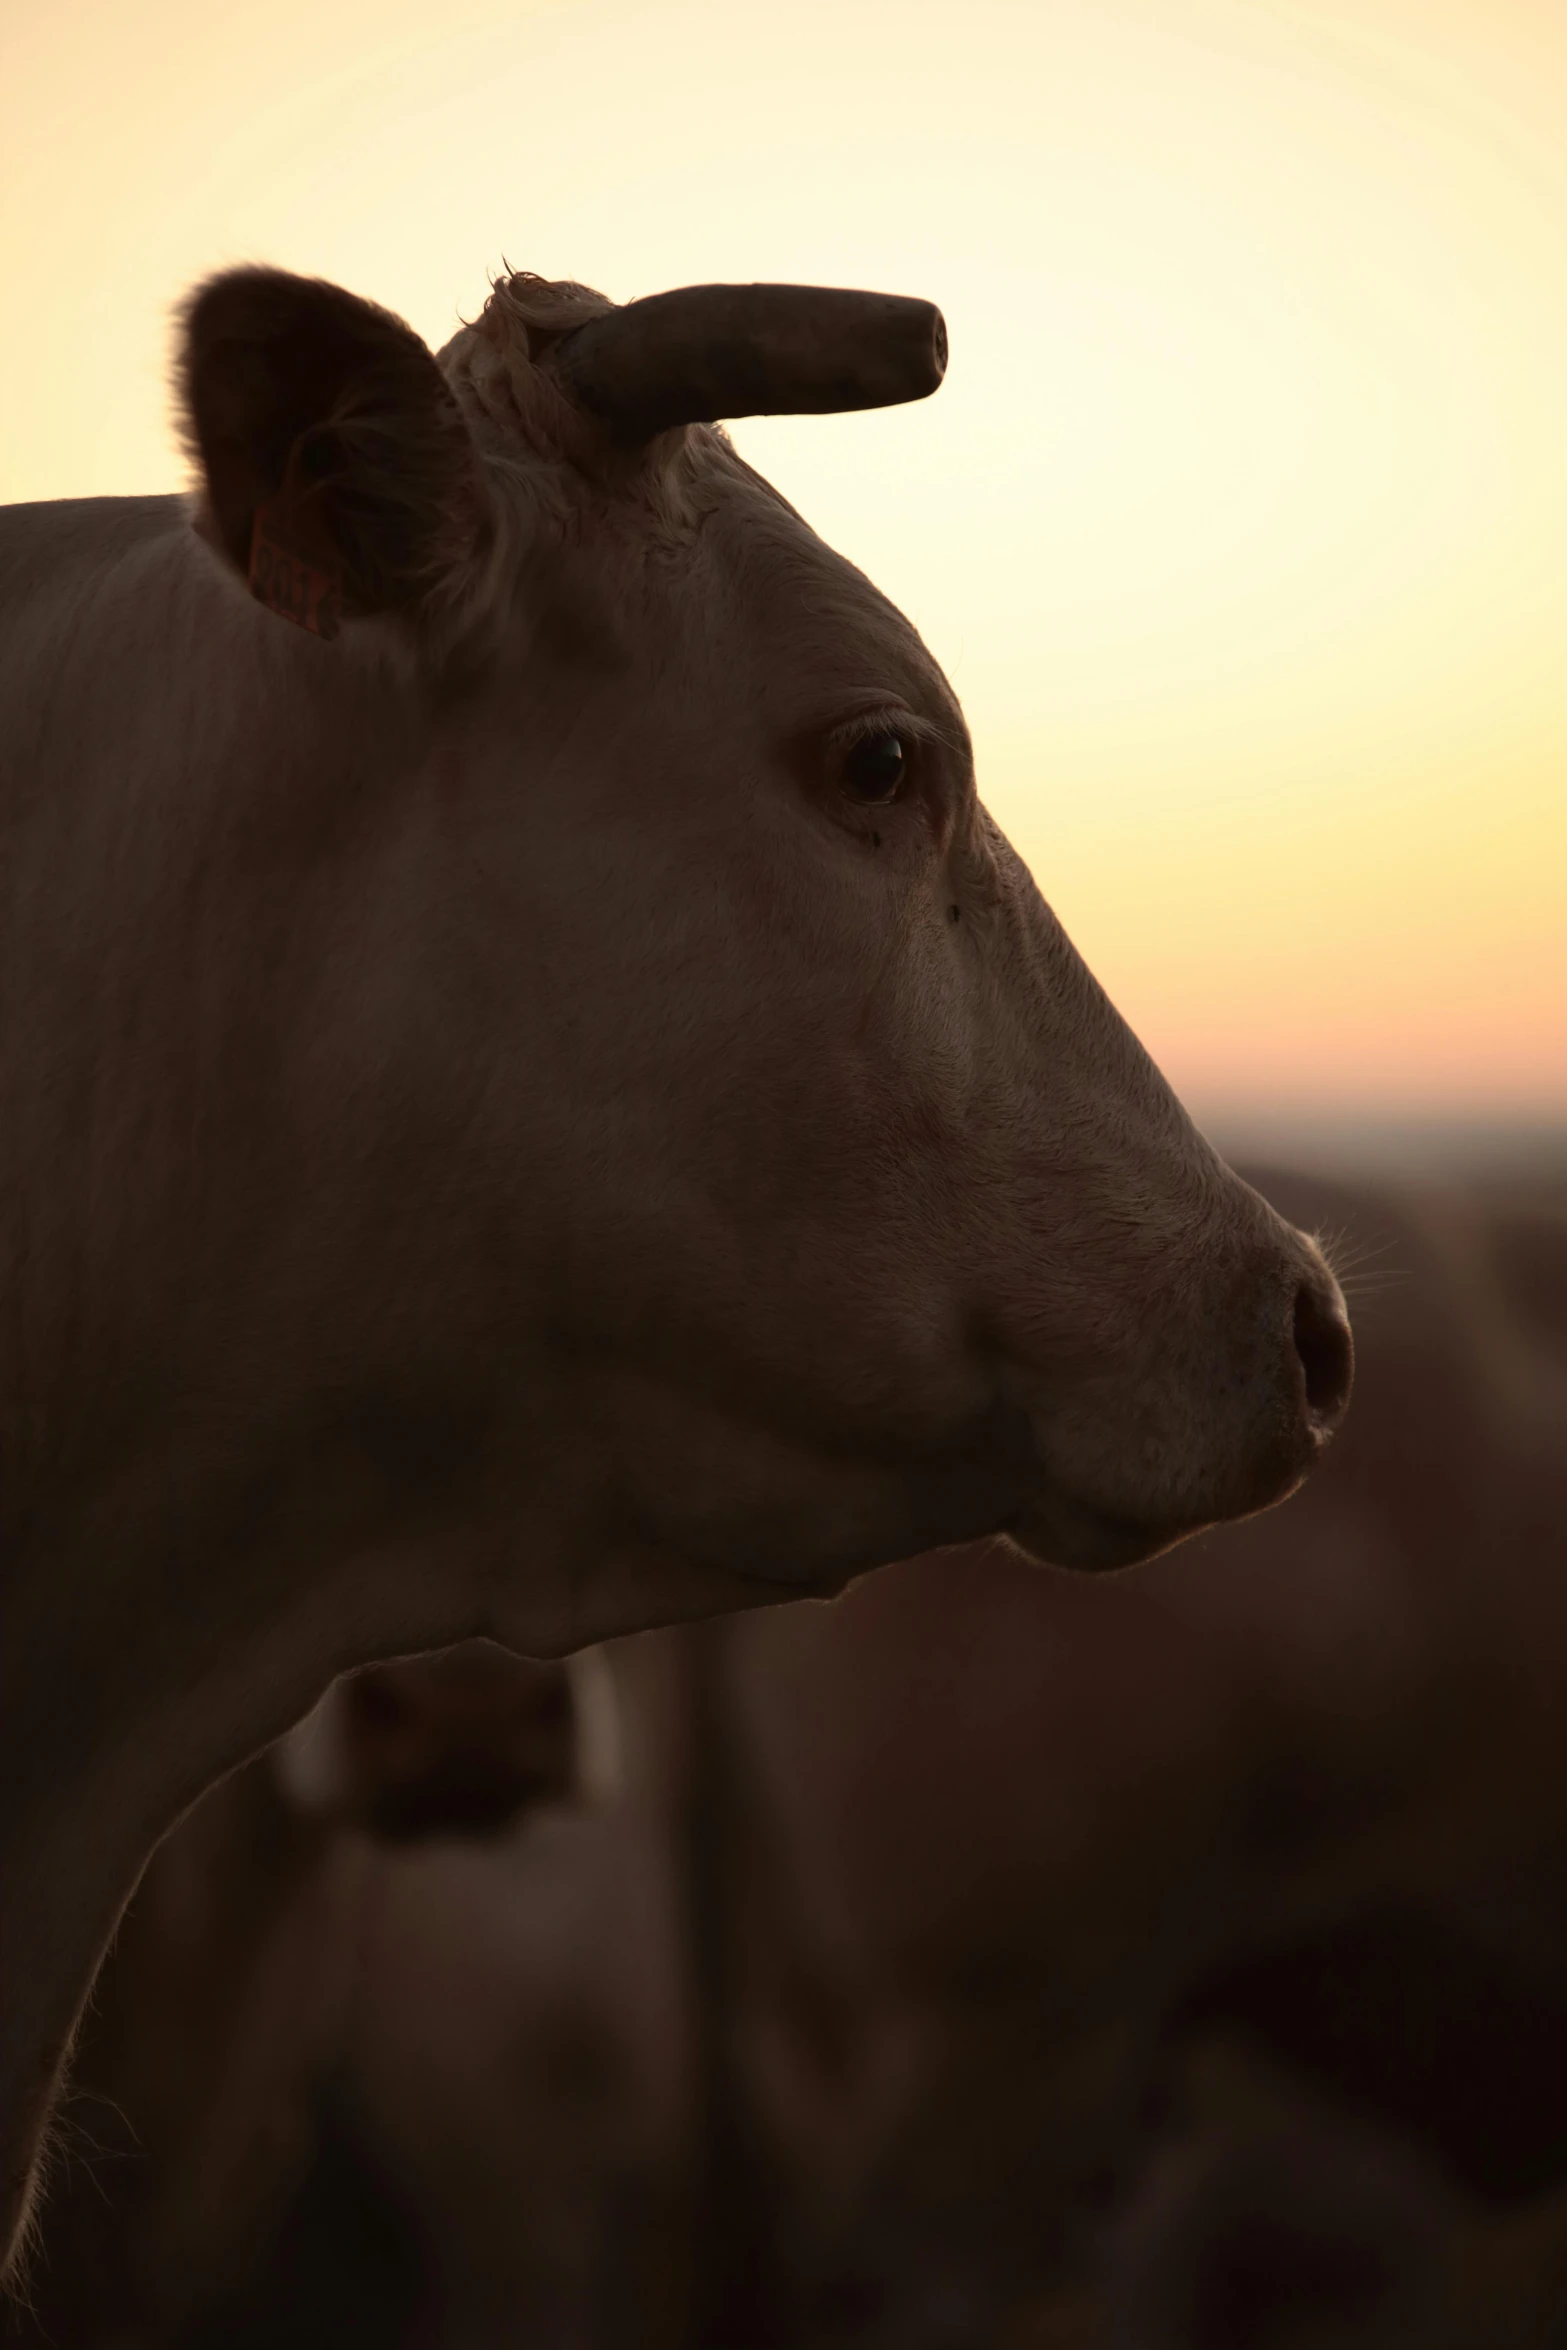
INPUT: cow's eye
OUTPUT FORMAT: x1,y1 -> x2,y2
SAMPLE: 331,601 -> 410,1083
841,731 -> 908,805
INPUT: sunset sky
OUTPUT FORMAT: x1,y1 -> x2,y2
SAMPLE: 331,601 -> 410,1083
3,0 -> 1563,1125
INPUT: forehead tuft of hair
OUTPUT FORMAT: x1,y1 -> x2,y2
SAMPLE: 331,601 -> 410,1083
440,271 -> 611,447
438,270 -> 735,537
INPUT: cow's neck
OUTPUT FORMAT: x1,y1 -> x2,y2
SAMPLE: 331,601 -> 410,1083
0,1474 -> 523,2279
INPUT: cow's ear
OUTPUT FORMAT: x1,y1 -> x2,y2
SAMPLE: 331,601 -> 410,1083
181,267 -> 484,639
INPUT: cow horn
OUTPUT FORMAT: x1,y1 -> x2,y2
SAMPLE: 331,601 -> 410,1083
552,284 -> 947,437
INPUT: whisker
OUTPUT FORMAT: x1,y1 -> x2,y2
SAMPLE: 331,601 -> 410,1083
1336,1266 -> 1412,1297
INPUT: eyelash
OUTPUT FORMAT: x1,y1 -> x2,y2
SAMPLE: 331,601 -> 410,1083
829,710 -> 929,754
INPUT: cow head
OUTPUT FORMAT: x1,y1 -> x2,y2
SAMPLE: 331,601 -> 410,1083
176,264 -> 1350,1638
272,1642 -> 577,1840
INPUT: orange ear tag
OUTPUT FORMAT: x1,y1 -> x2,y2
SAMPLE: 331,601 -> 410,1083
248,497 -> 345,641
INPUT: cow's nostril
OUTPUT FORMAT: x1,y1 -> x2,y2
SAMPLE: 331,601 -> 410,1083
1292,1278 -> 1354,1435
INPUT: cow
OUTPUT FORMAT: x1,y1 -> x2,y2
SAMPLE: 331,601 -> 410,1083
0,260 -> 1350,2268
10,1642 -> 580,2346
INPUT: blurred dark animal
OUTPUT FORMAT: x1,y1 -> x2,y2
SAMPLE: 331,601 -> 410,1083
0,262 -> 1348,2270
295,1636 -> 699,2350
1101,2049 -> 1461,2350
9,1642 -> 577,2348
1089,2038 -> 1567,2350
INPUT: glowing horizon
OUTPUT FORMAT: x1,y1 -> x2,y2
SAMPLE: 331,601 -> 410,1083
4,0 -> 1562,1119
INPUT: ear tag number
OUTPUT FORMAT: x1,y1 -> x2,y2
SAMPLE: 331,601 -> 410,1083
248,498 -> 345,640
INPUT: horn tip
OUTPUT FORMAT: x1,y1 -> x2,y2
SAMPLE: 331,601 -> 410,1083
929,305 -> 949,390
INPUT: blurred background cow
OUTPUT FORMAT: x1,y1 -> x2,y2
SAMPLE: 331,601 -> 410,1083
16,1158 -> 1566,2347
10,1644 -> 588,2347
